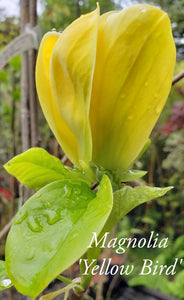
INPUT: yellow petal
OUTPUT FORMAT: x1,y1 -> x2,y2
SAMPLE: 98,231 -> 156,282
50,6 -> 99,166
90,4 -> 176,170
36,32 -> 79,167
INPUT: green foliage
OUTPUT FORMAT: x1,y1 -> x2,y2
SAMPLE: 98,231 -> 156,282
5,175 -> 113,298
4,147 -> 91,190
3,146 -> 173,297
0,16 -> 19,49
163,129 -> 184,173
90,161 -> 147,190
104,185 -> 173,233
129,235 -> 184,299
0,56 -> 21,168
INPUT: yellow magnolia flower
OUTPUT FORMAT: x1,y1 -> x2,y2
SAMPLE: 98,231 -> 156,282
36,4 -> 175,174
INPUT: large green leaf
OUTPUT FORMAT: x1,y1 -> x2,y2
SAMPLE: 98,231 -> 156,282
104,185 -> 173,232
4,147 -> 90,191
88,185 -> 172,262
0,261 -> 12,290
5,175 -> 113,298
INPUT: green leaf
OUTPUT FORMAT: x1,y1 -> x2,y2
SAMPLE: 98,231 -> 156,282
119,169 -> 147,182
0,261 -> 12,290
4,147 -> 90,191
5,175 -> 113,298
87,185 -> 172,262
103,185 -> 173,233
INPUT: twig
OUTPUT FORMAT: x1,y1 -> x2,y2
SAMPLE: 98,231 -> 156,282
172,71 -> 184,85
0,186 -> 24,240
56,275 -> 73,285
62,155 -> 69,164
106,272 -> 120,300
0,217 -> 14,240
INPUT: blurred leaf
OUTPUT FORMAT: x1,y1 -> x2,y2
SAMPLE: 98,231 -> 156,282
9,56 -> 21,69
0,70 -> 8,83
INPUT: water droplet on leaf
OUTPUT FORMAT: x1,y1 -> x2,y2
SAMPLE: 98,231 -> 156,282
26,248 -> 35,260
64,184 -> 72,197
27,216 -> 42,232
14,210 -> 28,225
44,209 -> 62,225
2,279 -> 11,287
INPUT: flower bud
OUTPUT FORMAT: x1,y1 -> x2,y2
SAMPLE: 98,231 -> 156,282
36,4 -> 175,173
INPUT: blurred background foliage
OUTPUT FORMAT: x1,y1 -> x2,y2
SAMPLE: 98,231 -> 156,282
1,0 -> 184,298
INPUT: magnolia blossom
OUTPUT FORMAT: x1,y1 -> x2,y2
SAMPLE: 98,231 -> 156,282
36,4 -> 175,174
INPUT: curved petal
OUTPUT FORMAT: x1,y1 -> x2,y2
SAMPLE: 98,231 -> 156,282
50,6 -> 99,166
36,32 -> 79,167
90,4 -> 176,170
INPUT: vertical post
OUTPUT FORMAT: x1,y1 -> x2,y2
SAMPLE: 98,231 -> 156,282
20,0 -> 30,152
29,0 -> 39,147
20,0 -> 33,203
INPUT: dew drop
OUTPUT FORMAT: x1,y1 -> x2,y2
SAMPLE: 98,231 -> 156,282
44,209 -> 62,225
64,184 -> 72,197
156,103 -> 162,115
120,94 -> 126,100
139,6 -> 147,12
2,279 -> 11,287
27,216 -> 42,232
26,248 -> 35,260
69,232 -> 78,241
74,187 -> 81,195
145,81 -> 148,87
128,114 -> 134,120
14,210 -> 28,225
47,202 -> 52,208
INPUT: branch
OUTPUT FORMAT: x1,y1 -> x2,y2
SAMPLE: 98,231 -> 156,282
172,71 -> 184,85
0,217 -> 14,240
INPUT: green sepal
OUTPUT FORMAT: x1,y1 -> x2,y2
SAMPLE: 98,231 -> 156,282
0,261 -> 12,290
90,162 -> 147,191
4,147 -> 91,191
5,175 -> 113,298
